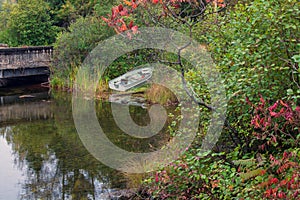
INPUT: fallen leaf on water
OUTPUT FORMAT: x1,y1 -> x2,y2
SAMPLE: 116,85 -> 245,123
19,95 -> 35,98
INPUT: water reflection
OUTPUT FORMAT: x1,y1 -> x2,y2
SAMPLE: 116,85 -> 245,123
0,86 -> 175,200
0,132 -> 25,200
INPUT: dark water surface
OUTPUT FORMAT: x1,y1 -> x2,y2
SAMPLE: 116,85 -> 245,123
0,85 -> 174,200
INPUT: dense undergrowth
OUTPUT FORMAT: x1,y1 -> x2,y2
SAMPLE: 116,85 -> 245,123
138,1 -> 300,199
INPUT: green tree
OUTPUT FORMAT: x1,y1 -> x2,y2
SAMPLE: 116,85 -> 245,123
51,0 -> 118,88
47,0 -> 102,28
7,0 -> 58,46
0,1 -> 14,45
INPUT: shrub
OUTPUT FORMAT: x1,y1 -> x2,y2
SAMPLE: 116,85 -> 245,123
248,97 -> 300,151
207,0 -> 300,134
52,16 -> 115,88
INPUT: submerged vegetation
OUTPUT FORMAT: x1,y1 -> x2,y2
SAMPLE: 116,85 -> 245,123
0,0 -> 299,199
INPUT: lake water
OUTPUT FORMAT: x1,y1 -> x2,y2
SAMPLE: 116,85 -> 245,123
0,85 -> 175,200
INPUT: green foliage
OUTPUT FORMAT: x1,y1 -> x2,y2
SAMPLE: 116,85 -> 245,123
47,0 -> 101,28
143,150 -> 268,199
1,0 -> 58,46
94,0 -> 118,16
143,146 -> 300,199
259,149 -> 300,199
207,0 -> 300,133
1,0 -> 299,198
50,0 -> 124,89
140,1 -> 300,199
52,16 -> 115,88
0,2 -> 15,45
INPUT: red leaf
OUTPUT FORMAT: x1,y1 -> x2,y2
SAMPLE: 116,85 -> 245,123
279,100 -> 289,108
271,135 -> 277,144
277,191 -> 286,199
265,189 -> 272,197
101,16 -> 109,23
119,8 -> 128,16
111,6 -> 120,19
118,4 -> 124,11
172,3 -> 181,9
260,95 -> 266,106
120,23 -> 127,32
124,0 -> 138,8
124,0 -> 132,6
155,172 -> 159,183
131,25 -> 139,34
270,111 -> 278,117
245,96 -> 252,105
268,101 -> 278,112
132,1 -> 138,9
128,21 -> 134,29
251,115 -> 261,128
284,111 -> 293,120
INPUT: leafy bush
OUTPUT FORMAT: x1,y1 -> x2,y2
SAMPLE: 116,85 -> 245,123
260,150 -> 300,199
143,136 -> 299,199
143,150 -> 267,200
248,97 -> 300,150
143,151 -> 235,200
52,16 -> 115,88
208,0 -> 300,133
141,1 -> 300,198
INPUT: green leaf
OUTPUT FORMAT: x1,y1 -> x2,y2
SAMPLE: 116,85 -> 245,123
292,55 -> 300,63
287,89 -> 294,95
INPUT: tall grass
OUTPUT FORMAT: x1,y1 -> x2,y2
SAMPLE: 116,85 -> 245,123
145,83 -> 178,105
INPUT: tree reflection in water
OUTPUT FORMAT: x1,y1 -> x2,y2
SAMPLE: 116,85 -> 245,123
2,119 -> 125,199
0,91 -> 174,199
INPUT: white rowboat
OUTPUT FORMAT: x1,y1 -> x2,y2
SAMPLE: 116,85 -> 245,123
108,67 -> 153,92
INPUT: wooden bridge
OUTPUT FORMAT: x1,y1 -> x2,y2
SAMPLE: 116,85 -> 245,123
0,46 -> 53,86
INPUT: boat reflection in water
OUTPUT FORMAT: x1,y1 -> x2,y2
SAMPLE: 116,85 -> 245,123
109,93 -> 147,108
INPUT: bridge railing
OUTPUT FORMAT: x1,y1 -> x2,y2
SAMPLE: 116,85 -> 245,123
0,46 -> 53,70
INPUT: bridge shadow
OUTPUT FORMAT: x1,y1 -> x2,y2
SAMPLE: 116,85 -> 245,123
0,75 -> 49,87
